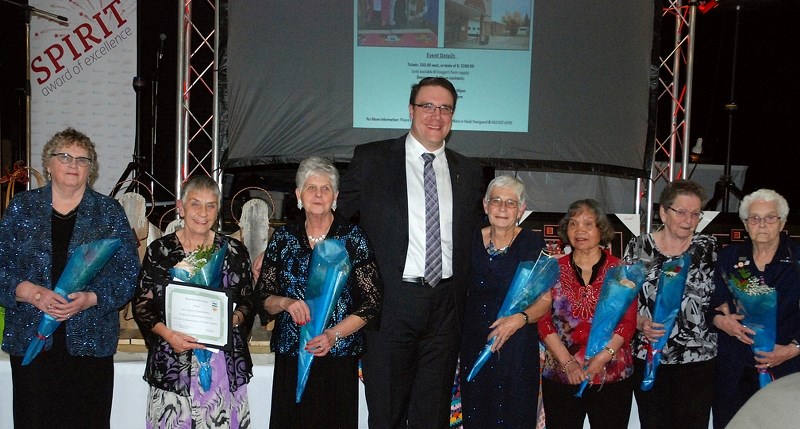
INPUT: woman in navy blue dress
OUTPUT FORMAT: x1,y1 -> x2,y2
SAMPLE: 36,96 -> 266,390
458,175 -> 549,427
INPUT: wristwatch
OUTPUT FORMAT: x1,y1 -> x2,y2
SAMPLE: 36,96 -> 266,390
790,339 -> 800,350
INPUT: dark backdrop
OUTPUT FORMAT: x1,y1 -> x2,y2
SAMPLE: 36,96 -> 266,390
2,0 -> 798,222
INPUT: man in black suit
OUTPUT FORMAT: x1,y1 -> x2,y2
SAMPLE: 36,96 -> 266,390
339,77 -> 484,428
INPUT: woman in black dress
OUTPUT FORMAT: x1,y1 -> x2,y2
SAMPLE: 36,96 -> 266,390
458,175 -> 550,427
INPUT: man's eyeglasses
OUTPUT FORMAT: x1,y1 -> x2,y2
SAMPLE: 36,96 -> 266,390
50,152 -> 93,167
413,103 -> 454,116
487,197 -> 520,209
744,215 -> 781,225
666,206 -> 703,220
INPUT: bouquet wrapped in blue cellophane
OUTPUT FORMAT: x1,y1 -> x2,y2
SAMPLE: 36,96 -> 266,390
640,253 -> 691,391
466,252 -> 559,382
170,242 -> 229,391
297,239 -> 352,403
726,264 -> 777,388
575,261 -> 646,397
22,238 -> 122,365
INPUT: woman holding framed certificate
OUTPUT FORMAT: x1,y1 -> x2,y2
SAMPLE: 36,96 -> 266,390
133,175 -> 258,429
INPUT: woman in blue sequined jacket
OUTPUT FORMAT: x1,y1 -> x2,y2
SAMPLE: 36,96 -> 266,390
0,128 -> 140,428
255,156 -> 382,429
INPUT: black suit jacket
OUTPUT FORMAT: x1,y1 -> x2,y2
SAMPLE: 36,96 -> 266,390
338,135 -> 485,328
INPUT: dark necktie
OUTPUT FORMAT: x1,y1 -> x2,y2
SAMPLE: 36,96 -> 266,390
422,153 -> 442,287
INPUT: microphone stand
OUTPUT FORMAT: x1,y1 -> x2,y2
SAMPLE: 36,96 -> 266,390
110,35 -> 171,200
705,5 -> 744,211
151,34 -> 165,187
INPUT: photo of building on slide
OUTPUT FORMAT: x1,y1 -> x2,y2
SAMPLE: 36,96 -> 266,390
357,0 -> 531,51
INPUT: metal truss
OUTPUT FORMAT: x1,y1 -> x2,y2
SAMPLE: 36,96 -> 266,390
175,0 -> 220,197
641,0 -> 699,232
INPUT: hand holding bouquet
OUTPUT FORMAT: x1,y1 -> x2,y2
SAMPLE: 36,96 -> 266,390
575,261 -> 646,397
22,239 -> 121,365
640,252 -> 692,391
466,252 -> 559,382
725,261 -> 777,388
169,242 -> 229,391
296,239 -> 352,402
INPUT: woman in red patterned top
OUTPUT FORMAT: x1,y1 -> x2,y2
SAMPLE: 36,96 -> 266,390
537,199 -> 636,428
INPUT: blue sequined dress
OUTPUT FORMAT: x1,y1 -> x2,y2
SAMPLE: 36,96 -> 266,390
458,228 -> 545,428
256,217 -> 382,429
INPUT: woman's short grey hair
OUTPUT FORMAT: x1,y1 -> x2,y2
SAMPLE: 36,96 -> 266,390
557,199 -> 615,245
41,127 -> 99,185
296,156 -> 339,192
181,175 -> 221,205
484,175 -> 527,206
659,179 -> 707,208
739,188 -> 789,220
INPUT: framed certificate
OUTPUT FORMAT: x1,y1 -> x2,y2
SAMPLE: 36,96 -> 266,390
165,281 -> 233,351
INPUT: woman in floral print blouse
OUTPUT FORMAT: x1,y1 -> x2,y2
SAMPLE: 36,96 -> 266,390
538,199 -> 637,428
624,179 -> 718,429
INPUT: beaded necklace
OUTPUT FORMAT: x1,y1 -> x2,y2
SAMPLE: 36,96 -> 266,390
487,227 -> 517,257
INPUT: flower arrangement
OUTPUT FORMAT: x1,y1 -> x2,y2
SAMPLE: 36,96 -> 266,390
723,259 -> 777,388
173,244 -> 215,277
729,260 -> 772,296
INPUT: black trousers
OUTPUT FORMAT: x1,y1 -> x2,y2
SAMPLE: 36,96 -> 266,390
362,279 -> 459,429
712,365 -> 759,429
269,353 -> 359,429
10,326 -> 114,429
542,376 -> 634,429
632,358 -> 715,429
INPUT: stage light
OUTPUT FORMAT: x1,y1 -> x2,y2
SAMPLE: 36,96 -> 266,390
698,0 -> 720,14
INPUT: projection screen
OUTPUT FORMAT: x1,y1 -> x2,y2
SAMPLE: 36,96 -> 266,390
224,0 -> 656,179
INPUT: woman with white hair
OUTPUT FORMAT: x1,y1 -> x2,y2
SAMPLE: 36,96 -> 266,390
710,188 -> 800,429
255,156 -> 382,428
458,175 -> 550,427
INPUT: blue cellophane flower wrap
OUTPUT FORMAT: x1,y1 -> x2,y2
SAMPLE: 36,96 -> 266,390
169,242 -> 229,392
466,252 -> 559,382
297,239 -> 352,403
726,268 -> 777,388
22,238 -> 122,365
575,261 -> 646,397
639,253 -> 691,391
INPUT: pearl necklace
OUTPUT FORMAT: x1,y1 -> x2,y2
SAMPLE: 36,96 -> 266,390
305,219 -> 329,244
307,233 -> 326,243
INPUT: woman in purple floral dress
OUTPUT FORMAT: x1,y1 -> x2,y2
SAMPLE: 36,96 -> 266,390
134,175 -> 257,428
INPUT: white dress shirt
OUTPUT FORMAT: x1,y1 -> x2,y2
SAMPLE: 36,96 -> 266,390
403,134 -> 454,279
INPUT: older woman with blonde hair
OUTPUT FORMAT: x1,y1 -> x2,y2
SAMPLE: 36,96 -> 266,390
710,188 -> 800,428
0,127 -> 140,428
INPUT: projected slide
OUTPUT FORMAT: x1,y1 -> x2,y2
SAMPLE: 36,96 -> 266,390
354,0 -> 533,132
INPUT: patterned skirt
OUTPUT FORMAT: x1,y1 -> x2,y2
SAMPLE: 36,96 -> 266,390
146,351 -> 250,429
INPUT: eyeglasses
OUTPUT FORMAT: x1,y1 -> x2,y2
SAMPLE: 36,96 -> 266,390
744,215 -> 781,225
487,197 -> 520,209
666,206 -> 703,220
412,103 -> 454,116
50,152 -> 92,167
